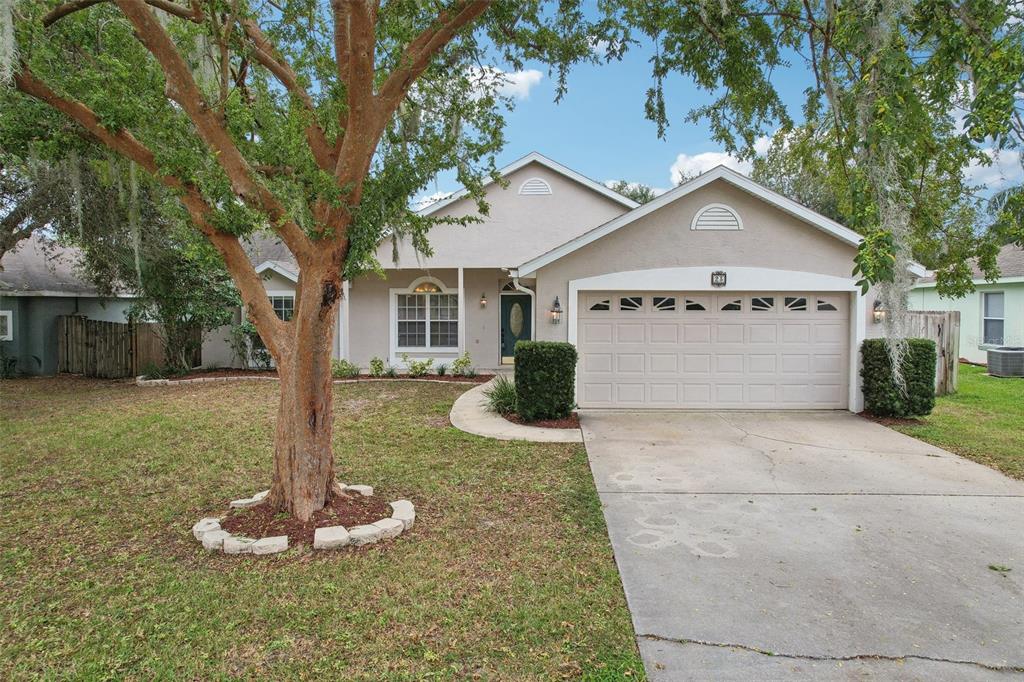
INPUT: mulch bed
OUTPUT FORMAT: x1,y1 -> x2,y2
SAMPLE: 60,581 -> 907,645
162,369 -> 490,383
860,413 -> 926,427
220,493 -> 394,546
502,412 -> 581,429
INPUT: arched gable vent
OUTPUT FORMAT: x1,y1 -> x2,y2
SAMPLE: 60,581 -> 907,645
519,177 -> 553,196
691,203 -> 743,231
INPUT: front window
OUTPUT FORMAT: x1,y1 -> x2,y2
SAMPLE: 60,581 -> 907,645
0,310 -> 12,341
983,292 -> 1004,345
396,281 -> 458,349
270,295 -> 294,321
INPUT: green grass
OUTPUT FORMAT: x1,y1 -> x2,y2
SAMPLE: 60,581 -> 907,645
890,363 -> 1024,479
0,378 -> 643,680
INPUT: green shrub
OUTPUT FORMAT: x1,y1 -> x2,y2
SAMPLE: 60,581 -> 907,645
860,338 -> 936,417
514,341 -> 577,421
384,365 -> 398,378
436,363 -> 448,376
451,351 -> 473,376
483,375 -> 517,415
331,358 -> 360,378
401,353 -> 433,378
369,357 -> 385,377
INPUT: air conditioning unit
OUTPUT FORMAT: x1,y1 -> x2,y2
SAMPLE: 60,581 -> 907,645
987,347 -> 1024,378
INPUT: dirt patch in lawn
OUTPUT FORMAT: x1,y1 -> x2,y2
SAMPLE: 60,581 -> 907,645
220,493 -> 394,546
502,412 -> 581,429
860,413 -> 926,427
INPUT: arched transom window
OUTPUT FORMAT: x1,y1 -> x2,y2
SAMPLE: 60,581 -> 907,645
691,203 -> 743,231
393,277 -> 459,350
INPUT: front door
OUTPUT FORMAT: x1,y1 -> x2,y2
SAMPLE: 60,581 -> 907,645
500,294 -> 532,363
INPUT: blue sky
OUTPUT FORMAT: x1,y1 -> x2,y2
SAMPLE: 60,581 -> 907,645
415,42 -> 1023,206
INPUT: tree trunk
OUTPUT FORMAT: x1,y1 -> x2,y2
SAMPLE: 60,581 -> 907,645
265,264 -> 343,521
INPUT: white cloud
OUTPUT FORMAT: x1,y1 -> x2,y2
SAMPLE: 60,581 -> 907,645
669,135 -> 773,185
411,191 -> 453,211
965,148 -> 1023,189
466,66 -> 543,101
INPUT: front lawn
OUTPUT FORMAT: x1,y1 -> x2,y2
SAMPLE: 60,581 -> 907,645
0,378 -> 642,679
890,363 -> 1024,479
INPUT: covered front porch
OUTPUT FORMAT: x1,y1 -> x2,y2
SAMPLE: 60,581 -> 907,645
342,268 -> 542,371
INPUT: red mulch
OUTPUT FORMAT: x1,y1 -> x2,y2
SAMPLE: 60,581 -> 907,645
502,411 -> 581,429
165,369 -> 490,383
220,493 -> 393,546
860,412 -> 926,427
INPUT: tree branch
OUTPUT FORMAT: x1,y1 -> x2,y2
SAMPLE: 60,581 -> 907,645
377,1 -> 491,120
13,65 -> 285,350
114,0 -> 312,261
240,18 -> 336,171
43,0 -> 202,27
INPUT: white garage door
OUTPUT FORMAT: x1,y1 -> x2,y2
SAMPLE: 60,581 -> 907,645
577,291 -> 849,409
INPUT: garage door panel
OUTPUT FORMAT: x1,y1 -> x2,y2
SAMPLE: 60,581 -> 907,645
716,324 -> 744,343
582,322 -> 613,344
577,291 -> 849,409
616,353 -> 645,373
649,353 -> 678,373
683,354 -> 711,373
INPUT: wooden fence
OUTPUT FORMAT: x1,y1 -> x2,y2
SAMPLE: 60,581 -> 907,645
56,316 -> 199,378
906,310 -> 960,395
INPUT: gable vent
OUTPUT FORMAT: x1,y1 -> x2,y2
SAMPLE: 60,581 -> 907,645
519,177 -> 552,196
691,203 -> 742,231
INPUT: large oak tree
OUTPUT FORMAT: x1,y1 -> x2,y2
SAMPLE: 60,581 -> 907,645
4,0 -> 1021,519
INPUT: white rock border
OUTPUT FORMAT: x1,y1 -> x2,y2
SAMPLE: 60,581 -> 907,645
191,485 -> 415,556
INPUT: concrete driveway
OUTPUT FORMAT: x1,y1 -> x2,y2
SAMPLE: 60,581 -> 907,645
582,411 -> 1024,681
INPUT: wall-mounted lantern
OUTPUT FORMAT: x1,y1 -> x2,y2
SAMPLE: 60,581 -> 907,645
872,299 -> 886,324
480,292 -> 488,308
550,296 -> 563,324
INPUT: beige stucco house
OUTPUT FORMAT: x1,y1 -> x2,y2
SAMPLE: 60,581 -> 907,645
207,152 -> 927,412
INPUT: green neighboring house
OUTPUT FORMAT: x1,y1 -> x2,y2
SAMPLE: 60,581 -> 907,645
909,244 -> 1024,364
0,235 -> 134,376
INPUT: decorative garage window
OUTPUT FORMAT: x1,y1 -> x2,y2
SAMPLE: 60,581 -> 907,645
685,297 -> 708,311
653,296 -> 676,311
269,295 -> 295,321
720,298 -> 742,311
394,278 -> 459,350
588,298 -> 611,311
983,292 -> 1004,345
817,298 -> 839,311
751,296 -> 775,311
619,296 -> 643,311
691,203 -> 742,230
785,296 -> 807,311
0,310 -> 11,341
519,177 -> 552,195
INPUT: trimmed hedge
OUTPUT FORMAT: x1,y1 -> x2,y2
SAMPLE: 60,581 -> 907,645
860,338 -> 936,417
514,341 -> 578,421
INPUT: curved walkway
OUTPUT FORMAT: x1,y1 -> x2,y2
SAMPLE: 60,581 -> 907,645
449,379 -> 583,443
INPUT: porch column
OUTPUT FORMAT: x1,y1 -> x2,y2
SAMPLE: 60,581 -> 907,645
457,267 -> 466,355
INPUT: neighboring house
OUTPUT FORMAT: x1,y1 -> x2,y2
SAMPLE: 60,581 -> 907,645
909,244 -> 1024,364
214,151 -> 926,412
0,235 -> 133,375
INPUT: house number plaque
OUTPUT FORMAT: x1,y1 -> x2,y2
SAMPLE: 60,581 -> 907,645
711,271 -> 727,287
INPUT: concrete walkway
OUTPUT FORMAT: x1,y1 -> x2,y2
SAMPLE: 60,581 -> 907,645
582,410 -> 1024,681
449,379 -> 583,443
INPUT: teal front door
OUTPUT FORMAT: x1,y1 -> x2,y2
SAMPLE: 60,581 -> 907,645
500,294 -> 532,363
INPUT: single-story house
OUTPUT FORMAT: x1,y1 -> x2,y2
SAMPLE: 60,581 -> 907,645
909,243 -> 1023,364
214,152 -> 927,412
0,235 -> 134,375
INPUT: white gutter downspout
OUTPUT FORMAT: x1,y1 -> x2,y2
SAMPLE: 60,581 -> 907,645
508,269 -> 538,340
